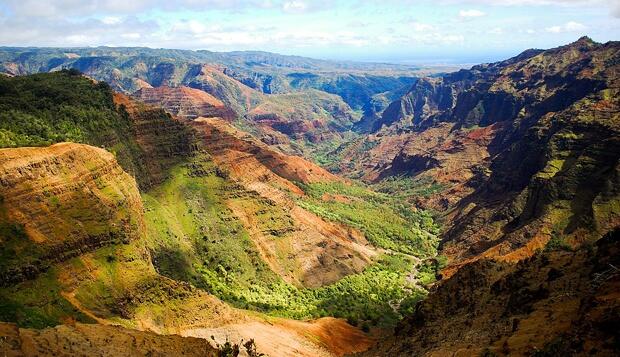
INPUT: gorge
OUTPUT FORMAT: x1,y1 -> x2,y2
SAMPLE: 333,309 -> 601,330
0,36 -> 618,356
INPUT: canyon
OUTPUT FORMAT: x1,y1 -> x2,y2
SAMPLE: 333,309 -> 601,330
0,37 -> 618,356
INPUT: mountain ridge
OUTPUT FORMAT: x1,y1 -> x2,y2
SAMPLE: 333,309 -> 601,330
332,36 -> 619,271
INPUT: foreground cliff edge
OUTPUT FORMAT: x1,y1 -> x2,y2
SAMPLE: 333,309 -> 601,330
0,141 -> 374,357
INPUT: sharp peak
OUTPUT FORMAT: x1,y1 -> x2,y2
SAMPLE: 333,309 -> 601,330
574,36 -> 596,44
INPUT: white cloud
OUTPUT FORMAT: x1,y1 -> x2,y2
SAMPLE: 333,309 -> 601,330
410,22 -> 435,32
0,0 -> 615,60
458,9 -> 486,17
120,32 -> 141,39
282,1 -> 308,13
441,0 -> 619,17
102,16 -> 121,25
545,21 -> 587,33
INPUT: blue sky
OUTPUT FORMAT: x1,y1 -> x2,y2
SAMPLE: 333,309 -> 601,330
0,0 -> 618,63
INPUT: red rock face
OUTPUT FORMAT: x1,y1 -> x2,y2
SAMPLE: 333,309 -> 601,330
132,85 -> 236,121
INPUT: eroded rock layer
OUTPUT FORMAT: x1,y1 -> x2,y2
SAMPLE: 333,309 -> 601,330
0,143 -> 143,286
132,85 -> 235,120
0,322 -> 220,357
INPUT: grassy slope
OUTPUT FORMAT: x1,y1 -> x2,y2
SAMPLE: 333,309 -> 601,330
142,153 -> 431,327
297,182 -> 440,256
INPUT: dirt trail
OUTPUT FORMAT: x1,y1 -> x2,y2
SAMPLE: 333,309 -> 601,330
60,290 -> 114,326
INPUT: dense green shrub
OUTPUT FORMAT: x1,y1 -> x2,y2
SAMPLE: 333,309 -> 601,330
144,161 -> 428,327
0,70 -> 131,148
296,181 -> 439,256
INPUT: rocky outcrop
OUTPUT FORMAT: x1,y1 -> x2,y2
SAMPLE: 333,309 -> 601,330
132,85 -> 235,121
359,229 -> 620,356
0,143 -> 143,286
0,322 -> 220,356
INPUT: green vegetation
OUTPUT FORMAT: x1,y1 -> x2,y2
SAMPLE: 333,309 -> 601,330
374,175 -> 446,200
296,181 -> 439,256
416,255 -> 448,285
203,252 -> 424,327
307,131 -> 361,169
544,236 -> 573,252
0,266 -> 95,328
143,156 -> 430,327
0,196 -> 49,282
0,70 -> 132,148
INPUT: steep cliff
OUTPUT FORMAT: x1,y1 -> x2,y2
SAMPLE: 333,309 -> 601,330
351,36 -> 620,357
337,37 -> 620,270
360,229 -> 620,356
0,143 -> 143,287
111,92 -> 198,189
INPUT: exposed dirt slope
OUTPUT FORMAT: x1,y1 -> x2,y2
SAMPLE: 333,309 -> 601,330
185,317 -> 374,357
0,322 -> 219,357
